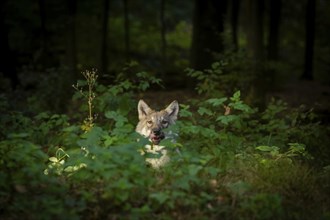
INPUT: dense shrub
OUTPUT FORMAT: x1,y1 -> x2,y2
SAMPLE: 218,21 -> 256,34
0,68 -> 329,219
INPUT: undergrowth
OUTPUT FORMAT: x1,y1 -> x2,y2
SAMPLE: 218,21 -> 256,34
0,65 -> 329,220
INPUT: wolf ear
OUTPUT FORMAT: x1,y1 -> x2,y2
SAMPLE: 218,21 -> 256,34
165,100 -> 179,120
138,100 -> 152,120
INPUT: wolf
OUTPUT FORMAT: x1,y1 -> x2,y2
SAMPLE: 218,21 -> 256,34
135,100 -> 179,168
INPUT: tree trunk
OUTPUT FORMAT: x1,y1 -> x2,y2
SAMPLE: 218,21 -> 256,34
160,0 -> 167,74
302,0 -> 316,80
267,0 -> 282,86
0,0 -> 19,89
245,0 -> 266,108
191,0 -> 227,70
230,0 -> 240,51
38,0 -> 47,67
100,0 -> 109,76
67,0 -> 77,79
123,0 -> 130,62
246,0 -> 264,61
267,0 -> 281,61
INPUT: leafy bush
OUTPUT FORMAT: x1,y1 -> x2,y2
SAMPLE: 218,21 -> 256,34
186,50 -> 255,97
0,67 -> 329,219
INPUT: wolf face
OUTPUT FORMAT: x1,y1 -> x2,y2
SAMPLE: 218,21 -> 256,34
136,100 -> 179,145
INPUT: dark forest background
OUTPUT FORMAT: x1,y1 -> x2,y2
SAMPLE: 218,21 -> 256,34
1,0 -> 330,113
1,1 -> 330,219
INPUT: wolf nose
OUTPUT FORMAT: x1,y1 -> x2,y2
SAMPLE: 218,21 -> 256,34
152,128 -> 161,136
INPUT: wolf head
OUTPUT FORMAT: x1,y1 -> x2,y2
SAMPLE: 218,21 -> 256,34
136,100 -> 179,145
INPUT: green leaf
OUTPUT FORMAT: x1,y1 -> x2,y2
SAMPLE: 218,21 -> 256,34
49,157 -> 58,163
229,101 -> 251,112
150,192 -> 169,204
115,178 -> 133,190
78,126 -> 106,147
35,112 -> 50,120
206,97 -> 227,106
197,107 -> 213,116
105,111 -> 128,127
188,164 -> 202,176
256,145 -> 279,152
230,91 -> 241,102
216,115 -> 238,125
7,133 -> 30,139
104,136 -> 116,146
211,62 -> 220,69
179,104 -> 193,117
62,125 -> 79,132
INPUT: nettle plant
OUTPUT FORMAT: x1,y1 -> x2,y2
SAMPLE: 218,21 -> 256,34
186,52 -> 254,97
178,65 -> 316,167
177,91 -> 253,154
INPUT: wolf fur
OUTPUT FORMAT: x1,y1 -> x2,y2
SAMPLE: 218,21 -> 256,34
135,100 -> 179,168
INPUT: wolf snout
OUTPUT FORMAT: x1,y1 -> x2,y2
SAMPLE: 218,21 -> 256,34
151,128 -> 162,136
150,128 -> 165,145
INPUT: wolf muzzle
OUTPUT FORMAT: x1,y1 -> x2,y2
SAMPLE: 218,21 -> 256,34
150,128 -> 165,145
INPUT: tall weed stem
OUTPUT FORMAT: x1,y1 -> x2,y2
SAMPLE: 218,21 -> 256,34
72,69 -> 98,131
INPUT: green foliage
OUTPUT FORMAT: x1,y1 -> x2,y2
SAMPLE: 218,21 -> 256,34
0,69 -> 329,219
0,137 -> 79,219
186,52 -> 255,97
186,61 -> 228,96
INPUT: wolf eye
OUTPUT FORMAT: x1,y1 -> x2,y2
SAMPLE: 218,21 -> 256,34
147,120 -> 153,125
162,120 -> 168,125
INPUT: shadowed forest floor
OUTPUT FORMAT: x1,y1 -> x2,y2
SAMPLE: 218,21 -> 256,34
270,80 -> 330,111
269,80 -> 330,123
